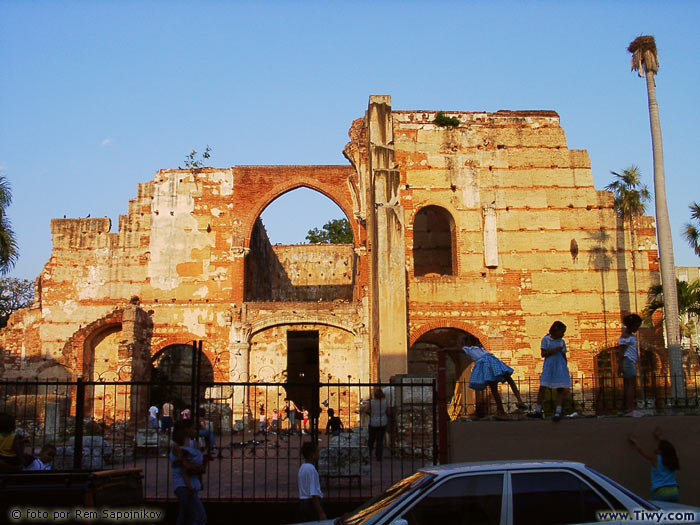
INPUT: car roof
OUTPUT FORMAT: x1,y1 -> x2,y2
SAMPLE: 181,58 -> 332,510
418,460 -> 587,476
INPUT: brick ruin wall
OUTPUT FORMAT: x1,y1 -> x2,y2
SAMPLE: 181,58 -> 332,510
0,101 -> 664,399
394,109 -> 663,379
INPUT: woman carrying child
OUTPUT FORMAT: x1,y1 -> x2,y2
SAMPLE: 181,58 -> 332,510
171,419 -> 209,525
445,335 -> 527,419
529,321 -> 570,422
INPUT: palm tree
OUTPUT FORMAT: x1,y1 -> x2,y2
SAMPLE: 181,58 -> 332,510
646,279 -> 700,349
628,35 -> 683,398
605,165 -> 651,310
683,202 -> 700,256
0,175 -> 18,275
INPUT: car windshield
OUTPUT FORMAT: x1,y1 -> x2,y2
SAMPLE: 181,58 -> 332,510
339,471 -> 435,525
585,467 -> 658,511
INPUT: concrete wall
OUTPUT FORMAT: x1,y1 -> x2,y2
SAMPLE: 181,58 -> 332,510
449,415 -> 700,506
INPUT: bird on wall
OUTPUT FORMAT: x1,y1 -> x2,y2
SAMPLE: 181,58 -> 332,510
570,239 -> 579,262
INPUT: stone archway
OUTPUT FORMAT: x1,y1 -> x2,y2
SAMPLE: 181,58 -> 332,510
150,343 -> 215,412
408,327 -> 483,418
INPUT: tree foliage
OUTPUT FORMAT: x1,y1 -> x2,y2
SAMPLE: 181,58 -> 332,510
0,277 -> 34,327
433,112 -> 460,128
0,175 -> 18,275
306,218 -> 353,244
645,278 -> 700,341
683,202 -> 700,257
605,166 -> 651,220
179,146 -> 212,170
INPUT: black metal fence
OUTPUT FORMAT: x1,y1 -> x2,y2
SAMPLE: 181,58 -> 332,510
448,372 -> 700,419
0,378 -> 437,503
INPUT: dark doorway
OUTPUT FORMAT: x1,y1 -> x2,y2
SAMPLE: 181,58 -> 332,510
286,331 -> 320,423
150,344 -> 214,412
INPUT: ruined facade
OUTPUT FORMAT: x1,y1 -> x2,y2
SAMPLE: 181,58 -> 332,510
1,96 -> 663,408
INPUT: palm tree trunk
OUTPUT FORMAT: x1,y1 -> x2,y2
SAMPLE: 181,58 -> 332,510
645,69 -> 684,399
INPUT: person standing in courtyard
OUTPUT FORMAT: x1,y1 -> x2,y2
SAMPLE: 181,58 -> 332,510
162,398 -> 174,434
171,419 -> 209,525
148,404 -> 159,431
298,441 -> 326,521
529,321 -> 571,422
616,313 -> 643,415
284,398 -> 299,434
364,387 -> 390,461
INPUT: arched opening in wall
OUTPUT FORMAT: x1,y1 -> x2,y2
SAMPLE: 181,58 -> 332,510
245,187 -> 355,302
84,325 -> 122,421
413,205 -> 455,277
150,344 -> 214,412
408,328 -> 481,419
593,345 -> 661,414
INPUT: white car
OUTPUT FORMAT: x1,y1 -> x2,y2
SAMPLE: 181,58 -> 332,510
300,460 -> 699,525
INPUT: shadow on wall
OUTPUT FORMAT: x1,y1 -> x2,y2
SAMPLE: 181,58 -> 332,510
244,218 -> 356,302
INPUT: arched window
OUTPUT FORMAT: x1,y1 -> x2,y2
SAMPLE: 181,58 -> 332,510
413,205 -> 455,276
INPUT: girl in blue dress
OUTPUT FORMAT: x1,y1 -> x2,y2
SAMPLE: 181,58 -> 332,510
445,335 -> 527,418
529,321 -> 571,422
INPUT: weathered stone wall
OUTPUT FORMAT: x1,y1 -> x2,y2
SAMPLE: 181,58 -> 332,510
391,109 -> 662,378
0,96 -> 663,395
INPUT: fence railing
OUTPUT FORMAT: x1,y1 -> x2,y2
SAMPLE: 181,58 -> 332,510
0,379 -> 437,503
448,372 -> 700,419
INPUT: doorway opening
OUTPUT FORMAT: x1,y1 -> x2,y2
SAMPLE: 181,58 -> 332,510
286,330 -> 320,420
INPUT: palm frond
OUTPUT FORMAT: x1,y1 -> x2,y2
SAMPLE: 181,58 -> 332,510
689,202 -> 700,222
683,224 -> 700,256
628,35 -> 659,77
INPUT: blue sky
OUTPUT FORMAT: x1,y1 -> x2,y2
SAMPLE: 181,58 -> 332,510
1,1 -> 699,281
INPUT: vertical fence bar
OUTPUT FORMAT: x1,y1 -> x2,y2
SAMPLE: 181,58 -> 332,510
73,377 -> 85,470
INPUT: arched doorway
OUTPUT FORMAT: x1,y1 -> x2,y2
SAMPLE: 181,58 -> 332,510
408,328 -> 482,418
244,187 -> 356,302
150,344 -> 214,412
593,345 -> 661,413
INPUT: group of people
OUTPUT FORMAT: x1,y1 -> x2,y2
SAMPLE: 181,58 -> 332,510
445,313 -> 645,421
0,413 -> 56,473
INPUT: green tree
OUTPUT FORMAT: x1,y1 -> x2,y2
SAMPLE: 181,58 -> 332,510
0,175 -> 18,275
179,145 -> 212,170
645,278 -> 700,349
306,218 -> 353,244
605,165 -> 651,310
0,277 -> 34,327
628,35 -> 683,397
682,202 -> 700,257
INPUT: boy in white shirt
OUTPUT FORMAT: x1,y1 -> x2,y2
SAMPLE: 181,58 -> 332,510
298,441 -> 326,521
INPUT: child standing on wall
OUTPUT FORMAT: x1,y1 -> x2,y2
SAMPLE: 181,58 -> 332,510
444,335 -> 528,419
529,321 -> 571,422
616,313 -> 643,415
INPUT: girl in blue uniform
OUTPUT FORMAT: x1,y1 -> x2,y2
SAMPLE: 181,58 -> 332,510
529,321 -> 571,422
629,427 -> 680,502
445,335 -> 527,418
